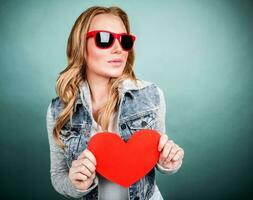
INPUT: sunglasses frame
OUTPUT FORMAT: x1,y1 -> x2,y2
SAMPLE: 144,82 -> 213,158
86,30 -> 136,51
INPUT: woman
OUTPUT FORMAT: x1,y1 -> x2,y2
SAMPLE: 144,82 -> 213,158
46,6 -> 184,200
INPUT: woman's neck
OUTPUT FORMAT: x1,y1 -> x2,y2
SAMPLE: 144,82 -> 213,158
87,77 -> 109,103
86,74 -> 110,122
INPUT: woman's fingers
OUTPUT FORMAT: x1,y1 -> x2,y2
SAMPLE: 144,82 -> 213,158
71,161 -> 92,177
72,172 -> 96,187
159,140 -> 174,164
72,158 -> 96,174
83,158 -> 96,173
158,134 -> 168,152
72,150 -> 96,172
163,146 -> 179,165
71,171 -> 96,188
164,146 -> 184,165
171,148 -> 184,162
78,149 -> 97,166
69,149 -> 97,184
71,172 -> 88,181
164,159 -> 182,169
69,149 -> 97,191
166,144 -> 179,163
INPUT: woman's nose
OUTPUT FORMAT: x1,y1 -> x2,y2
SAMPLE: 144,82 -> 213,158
111,38 -> 122,53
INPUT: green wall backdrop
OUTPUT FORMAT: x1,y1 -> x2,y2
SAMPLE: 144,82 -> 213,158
1,0 -> 252,199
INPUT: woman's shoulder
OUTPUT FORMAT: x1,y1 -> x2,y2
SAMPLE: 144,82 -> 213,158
135,79 -> 165,104
47,96 -> 65,120
133,79 -> 164,96
138,78 -> 164,92
121,78 -> 164,102
49,96 -> 65,108
139,79 -> 163,93
121,78 -> 162,92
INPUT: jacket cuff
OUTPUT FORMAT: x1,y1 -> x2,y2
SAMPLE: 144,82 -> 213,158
155,160 -> 182,175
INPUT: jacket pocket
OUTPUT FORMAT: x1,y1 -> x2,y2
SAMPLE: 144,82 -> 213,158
124,108 -> 158,134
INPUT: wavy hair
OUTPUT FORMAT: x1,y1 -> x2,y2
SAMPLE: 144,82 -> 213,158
53,6 -> 138,149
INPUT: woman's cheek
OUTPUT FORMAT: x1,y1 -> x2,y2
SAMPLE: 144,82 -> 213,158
88,49 -> 105,68
123,53 -> 128,65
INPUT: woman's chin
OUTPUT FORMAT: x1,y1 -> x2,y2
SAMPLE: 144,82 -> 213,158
105,69 -> 124,78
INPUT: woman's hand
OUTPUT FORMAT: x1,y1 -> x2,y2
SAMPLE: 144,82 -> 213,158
68,149 -> 97,191
157,134 -> 184,169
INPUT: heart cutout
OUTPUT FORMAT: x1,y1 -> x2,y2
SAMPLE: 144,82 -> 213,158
87,129 -> 161,188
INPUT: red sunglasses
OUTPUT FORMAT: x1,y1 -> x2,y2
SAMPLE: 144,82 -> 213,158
86,30 -> 136,51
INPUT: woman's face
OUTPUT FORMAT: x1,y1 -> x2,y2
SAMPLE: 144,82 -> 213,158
85,14 -> 129,79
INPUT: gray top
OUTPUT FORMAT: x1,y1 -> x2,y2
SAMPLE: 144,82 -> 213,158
91,110 -> 128,200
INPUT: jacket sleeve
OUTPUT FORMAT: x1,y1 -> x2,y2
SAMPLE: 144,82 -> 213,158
155,87 -> 183,175
46,102 -> 98,198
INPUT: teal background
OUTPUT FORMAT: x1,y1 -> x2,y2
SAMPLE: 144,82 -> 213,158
0,0 -> 252,199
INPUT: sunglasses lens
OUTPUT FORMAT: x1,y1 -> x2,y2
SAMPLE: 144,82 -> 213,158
96,32 -> 114,48
121,35 -> 134,50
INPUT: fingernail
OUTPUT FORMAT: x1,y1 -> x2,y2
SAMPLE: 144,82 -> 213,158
173,155 -> 179,161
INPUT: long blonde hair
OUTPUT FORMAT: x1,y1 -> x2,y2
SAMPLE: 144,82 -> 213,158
53,6 -> 138,149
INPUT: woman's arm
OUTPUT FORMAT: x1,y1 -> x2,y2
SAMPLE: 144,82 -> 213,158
46,102 -> 98,198
155,87 -> 183,175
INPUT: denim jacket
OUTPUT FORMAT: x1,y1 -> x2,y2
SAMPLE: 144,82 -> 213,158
46,78 -> 182,200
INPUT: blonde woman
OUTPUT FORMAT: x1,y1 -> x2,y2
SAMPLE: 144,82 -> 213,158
46,6 -> 184,200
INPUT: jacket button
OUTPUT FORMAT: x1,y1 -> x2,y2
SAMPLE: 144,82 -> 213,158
134,197 -> 140,200
121,124 -> 126,130
141,120 -> 147,127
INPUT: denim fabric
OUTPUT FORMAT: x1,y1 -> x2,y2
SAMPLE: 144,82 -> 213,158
46,78 -> 182,200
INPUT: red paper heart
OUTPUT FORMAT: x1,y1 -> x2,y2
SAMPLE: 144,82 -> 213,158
87,129 -> 161,188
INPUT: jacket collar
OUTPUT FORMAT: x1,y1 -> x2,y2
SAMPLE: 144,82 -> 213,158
74,78 -> 153,112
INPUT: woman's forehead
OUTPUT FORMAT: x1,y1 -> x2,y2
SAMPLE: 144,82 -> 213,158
88,14 -> 127,33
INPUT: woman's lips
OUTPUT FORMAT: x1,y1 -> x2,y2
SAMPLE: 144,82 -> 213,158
107,59 -> 123,66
